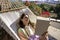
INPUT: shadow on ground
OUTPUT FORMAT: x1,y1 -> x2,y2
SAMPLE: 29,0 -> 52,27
49,35 -> 57,40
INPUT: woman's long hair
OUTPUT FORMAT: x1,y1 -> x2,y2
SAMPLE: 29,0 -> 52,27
19,13 -> 25,28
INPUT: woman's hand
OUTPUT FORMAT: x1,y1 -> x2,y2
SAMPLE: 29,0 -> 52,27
39,36 -> 47,40
39,31 -> 48,40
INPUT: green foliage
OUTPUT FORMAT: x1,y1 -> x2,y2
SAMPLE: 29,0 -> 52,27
54,4 -> 60,19
28,2 -> 42,16
38,4 -> 51,11
24,2 -> 60,19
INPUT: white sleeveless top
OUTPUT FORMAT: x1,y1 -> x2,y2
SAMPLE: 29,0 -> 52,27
25,26 -> 34,36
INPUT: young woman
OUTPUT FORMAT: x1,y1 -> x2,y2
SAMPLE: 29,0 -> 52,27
18,13 -> 35,40
18,13 -> 49,40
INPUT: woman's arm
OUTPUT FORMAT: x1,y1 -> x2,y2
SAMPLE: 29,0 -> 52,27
18,32 -> 28,40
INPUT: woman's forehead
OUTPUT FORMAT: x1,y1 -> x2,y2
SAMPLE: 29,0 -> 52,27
25,15 -> 29,18
23,15 -> 29,19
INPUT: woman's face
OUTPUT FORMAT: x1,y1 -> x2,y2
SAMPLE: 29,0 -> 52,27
22,15 -> 29,26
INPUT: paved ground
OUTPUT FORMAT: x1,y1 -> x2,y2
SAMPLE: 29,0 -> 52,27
50,22 -> 60,29
48,26 -> 60,40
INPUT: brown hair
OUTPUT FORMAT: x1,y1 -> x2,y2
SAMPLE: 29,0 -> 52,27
41,31 -> 48,36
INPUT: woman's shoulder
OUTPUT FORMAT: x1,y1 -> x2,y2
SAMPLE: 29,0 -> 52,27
18,27 -> 23,32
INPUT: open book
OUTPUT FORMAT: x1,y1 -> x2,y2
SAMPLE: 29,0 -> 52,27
35,17 -> 50,35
